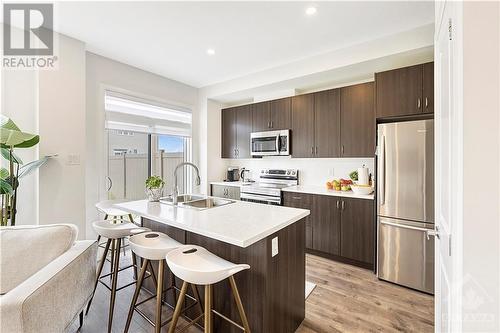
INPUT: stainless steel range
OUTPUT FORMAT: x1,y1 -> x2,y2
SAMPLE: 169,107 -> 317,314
240,169 -> 298,205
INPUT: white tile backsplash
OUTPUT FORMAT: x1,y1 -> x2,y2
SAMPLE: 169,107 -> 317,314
224,156 -> 374,186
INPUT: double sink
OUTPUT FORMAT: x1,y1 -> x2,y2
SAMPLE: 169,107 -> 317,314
159,194 -> 234,210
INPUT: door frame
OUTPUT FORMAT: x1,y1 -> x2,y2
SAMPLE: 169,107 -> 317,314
434,1 -> 464,331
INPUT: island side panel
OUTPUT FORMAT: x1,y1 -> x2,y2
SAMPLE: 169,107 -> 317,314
141,217 -> 306,333
266,217 -> 306,333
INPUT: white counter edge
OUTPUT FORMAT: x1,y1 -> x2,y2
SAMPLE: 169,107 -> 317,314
115,201 -> 310,248
282,186 -> 375,200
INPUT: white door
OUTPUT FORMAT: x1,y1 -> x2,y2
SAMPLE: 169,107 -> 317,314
434,1 -> 463,332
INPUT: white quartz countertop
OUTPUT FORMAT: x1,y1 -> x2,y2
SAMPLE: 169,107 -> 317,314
210,181 -> 254,188
283,185 -> 375,200
115,199 -> 309,248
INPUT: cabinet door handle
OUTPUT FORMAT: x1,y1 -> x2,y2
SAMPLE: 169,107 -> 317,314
341,201 -> 345,210
425,97 -> 429,108
315,146 -> 318,155
270,121 -> 273,128
292,196 -> 301,200
341,145 -> 345,156
311,147 -> 314,155
417,98 -> 422,109
268,121 -> 271,128
336,200 -> 340,209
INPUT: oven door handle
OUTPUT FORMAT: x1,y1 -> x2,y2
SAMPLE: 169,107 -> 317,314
240,193 -> 282,204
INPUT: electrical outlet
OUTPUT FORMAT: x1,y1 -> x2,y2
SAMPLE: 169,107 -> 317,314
272,237 -> 279,257
67,154 -> 80,165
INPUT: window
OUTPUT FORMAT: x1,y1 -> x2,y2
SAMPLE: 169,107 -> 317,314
104,91 -> 192,200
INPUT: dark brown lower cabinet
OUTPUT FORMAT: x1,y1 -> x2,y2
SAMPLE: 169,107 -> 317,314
312,195 -> 340,255
283,192 -> 374,269
283,192 -> 313,249
340,197 -> 374,265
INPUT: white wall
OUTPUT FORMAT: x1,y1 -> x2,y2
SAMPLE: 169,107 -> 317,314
38,34 -> 87,237
1,25 -> 39,226
461,1 -> 500,331
85,52 -> 198,238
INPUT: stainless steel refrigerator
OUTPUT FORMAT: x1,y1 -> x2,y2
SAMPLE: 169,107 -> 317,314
377,119 -> 434,294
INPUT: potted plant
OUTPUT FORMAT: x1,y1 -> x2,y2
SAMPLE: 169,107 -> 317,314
145,176 -> 164,202
0,115 -> 51,226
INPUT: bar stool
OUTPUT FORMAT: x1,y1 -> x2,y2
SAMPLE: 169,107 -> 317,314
124,232 -> 204,333
95,200 -> 136,270
86,220 -> 150,333
166,245 -> 252,333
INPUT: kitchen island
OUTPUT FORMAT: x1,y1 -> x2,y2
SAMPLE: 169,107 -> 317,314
115,198 -> 309,333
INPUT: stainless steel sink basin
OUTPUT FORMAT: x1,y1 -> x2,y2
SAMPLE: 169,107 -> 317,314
159,194 -> 205,204
182,197 -> 234,210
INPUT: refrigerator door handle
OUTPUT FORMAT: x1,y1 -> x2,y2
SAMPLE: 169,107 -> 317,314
379,219 -> 431,233
379,134 -> 386,205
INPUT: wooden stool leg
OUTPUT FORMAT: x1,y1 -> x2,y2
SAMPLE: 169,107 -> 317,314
204,284 -> 213,333
107,238 -> 121,333
86,239 -> 111,315
124,259 -> 149,333
229,276 -> 251,333
110,239 -> 115,281
155,260 -> 165,333
168,281 -> 189,333
131,252 -> 138,280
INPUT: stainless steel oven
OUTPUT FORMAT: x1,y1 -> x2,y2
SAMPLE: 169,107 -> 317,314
250,130 -> 290,156
240,169 -> 298,205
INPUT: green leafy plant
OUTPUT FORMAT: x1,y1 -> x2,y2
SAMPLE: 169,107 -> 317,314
145,176 -> 164,189
1,115 -> 51,226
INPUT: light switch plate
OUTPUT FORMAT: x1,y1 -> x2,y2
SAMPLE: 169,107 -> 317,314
272,236 -> 278,257
67,154 -> 81,165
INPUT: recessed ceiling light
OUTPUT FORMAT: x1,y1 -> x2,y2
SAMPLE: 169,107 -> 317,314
206,48 -> 215,55
305,6 -> 317,16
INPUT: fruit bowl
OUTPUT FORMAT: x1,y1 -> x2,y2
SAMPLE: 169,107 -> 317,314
350,185 -> 374,195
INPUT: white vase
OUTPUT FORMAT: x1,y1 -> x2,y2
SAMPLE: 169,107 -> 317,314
146,186 -> 163,202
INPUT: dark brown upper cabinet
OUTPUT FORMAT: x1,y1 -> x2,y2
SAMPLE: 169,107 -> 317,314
375,62 -> 434,118
221,107 -> 237,158
252,101 -> 270,132
221,104 -> 252,158
340,197 -> 374,265
291,94 -> 315,158
314,89 -> 341,158
423,62 -> 434,114
291,90 -> 341,158
269,98 -> 291,130
340,82 -> 375,157
252,98 -> 291,132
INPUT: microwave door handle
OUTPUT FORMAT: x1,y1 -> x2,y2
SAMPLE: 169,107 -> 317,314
276,135 -> 280,153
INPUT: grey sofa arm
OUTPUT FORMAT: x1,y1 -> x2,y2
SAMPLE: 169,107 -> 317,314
0,240 -> 97,333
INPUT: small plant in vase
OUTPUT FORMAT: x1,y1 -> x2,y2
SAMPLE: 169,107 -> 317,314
145,176 -> 164,202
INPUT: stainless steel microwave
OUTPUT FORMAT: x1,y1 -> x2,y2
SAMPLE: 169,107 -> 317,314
250,130 -> 290,156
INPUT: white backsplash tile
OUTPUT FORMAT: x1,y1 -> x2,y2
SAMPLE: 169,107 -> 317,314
224,156 -> 374,186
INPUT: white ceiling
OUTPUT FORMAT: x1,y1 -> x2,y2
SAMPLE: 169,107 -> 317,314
55,1 -> 434,88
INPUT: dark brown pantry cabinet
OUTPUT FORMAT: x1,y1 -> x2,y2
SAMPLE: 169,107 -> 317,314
375,61 -> 434,118
221,105 -> 252,158
340,82 -> 375,157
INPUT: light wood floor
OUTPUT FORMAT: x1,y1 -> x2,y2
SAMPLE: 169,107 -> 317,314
70,253 -> 434,333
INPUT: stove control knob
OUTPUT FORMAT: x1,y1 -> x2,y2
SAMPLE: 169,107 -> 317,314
286,171 -> 290,175
292,171 -> 296,175
261,170 -> 264,173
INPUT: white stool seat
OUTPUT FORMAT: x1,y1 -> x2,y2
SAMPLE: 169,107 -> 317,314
95,200 -> 130,217
129,232 -> 182,261
92,220 -> 149,239
166,245 -> 250,285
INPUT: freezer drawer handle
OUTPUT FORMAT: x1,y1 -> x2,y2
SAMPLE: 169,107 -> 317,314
426,227 -> 440,240
380,220 -> 433,233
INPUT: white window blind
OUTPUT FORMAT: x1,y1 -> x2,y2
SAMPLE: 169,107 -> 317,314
104,91 -> 192,137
